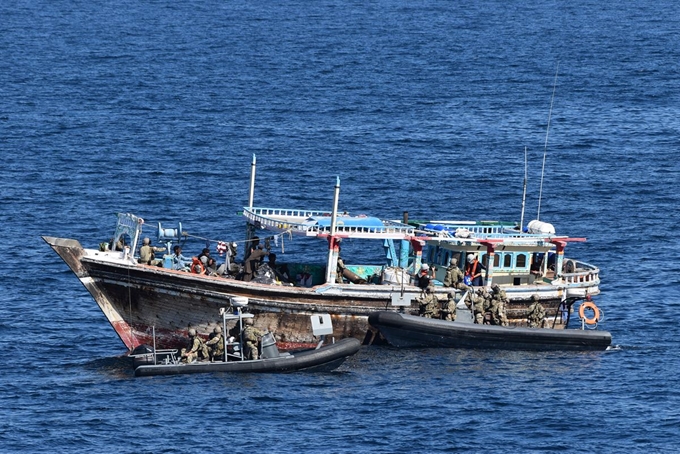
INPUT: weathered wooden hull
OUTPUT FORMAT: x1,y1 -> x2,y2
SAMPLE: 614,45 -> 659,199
43,236 -> 589,351
368,311 -> 612,351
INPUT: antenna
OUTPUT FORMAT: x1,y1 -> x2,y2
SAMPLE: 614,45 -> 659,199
537,63 -> 559,221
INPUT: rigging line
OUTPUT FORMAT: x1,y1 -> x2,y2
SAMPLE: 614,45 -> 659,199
537,62 -> 559,221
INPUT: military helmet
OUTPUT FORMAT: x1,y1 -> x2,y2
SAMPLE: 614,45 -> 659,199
244,318 -> 254,325
450,258 -> 458,266
188,328 -> 196,336
531,294 -> 540,301
492,284 -> 500,292
214,326 -> 222,334
143,237 -> 150,245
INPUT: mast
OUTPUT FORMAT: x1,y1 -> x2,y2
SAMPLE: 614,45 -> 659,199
245,154 -> 257,260
520,146 -> 528,231
537,63 -> 559,221
248,154 -> 256,209
325,177 -> 341,284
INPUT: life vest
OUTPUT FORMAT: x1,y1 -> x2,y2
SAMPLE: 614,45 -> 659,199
191,257 -> 205,274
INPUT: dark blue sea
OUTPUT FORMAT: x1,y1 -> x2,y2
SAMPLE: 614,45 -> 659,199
2,0 -> 680,452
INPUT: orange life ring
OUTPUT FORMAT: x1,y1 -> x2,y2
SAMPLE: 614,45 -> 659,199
579,301 -> 600,325
190,258 -> 205,274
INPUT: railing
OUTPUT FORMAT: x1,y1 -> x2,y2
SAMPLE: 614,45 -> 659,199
562,260 -> 600,286
244,207 -> 415,239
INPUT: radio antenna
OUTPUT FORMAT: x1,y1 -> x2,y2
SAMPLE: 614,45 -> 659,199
537,63 -> 559,221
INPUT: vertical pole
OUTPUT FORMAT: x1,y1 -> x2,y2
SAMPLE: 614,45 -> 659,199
245,154 -> 257,261
484,245 -> 495,287
553,241 -> 566,278
248,154 -> 257,209
325,177 -> 341,284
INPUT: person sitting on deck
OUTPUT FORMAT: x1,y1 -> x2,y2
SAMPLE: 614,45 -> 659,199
205,326 -> 225,362
180,328 -> 209,363
198,248 -> 227,276
138,237 -> 165,266
172,245 -> 191,271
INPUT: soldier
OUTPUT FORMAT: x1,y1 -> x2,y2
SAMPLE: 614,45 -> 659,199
242,318 -> 264,360
205,326 -> 225,361
138,237 -> 165,266
527,294 -> 546,328
443,258 -> 469,292
469,289 -> 486,324
417,284 -> 440,318
489,285 -> 509,326
180,328 -> 209,363
441,292 -> 457,321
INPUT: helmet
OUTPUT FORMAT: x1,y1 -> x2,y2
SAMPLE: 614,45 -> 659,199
492,284 -> 500,292
531,294 -> 540,301
450,258 -> 458,266
214,326 -> 222,334
467,255 -> 474,263
188,328 -> 196,336
244,318 -> 254,325
143,237 -> 150,245
421,264 -> 429,271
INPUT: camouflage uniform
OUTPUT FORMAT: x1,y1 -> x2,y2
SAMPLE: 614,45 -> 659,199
205,327 -> 225,361
441,292 -> 457,321
489,285 -> 509,326
243,321 -> 264,360
417,286 -> 440,319
181,329 -> 209,363
527,295 -> 546,328
470,290 -> 486,324
443,258 -> 470,292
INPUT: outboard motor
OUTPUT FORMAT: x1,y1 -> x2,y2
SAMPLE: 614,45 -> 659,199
260,332 -> 279,359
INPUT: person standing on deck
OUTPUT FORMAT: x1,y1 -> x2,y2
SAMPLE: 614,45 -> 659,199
441,292 -> 457,321
465,254 -> 486,287
242,318 -> 264,360
444,258 -> 469,292
417,284 -> 440,318
205,326 -> 225,362
416,264 -> 435,291
527,294 -> 547,328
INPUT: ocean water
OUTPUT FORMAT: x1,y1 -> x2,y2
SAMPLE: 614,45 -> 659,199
2,0 -> 680,452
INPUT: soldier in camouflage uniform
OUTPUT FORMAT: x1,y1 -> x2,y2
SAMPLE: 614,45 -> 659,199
205,326 -> 225,362
443,258 -> 469,293
441,292 -> 457,321
242,318 -> 264,360
527,294 -> 547,328
180,328 -> 209,363
417,284 -> 440,319
488,284 -> 509,326
468,289 -> 486,324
